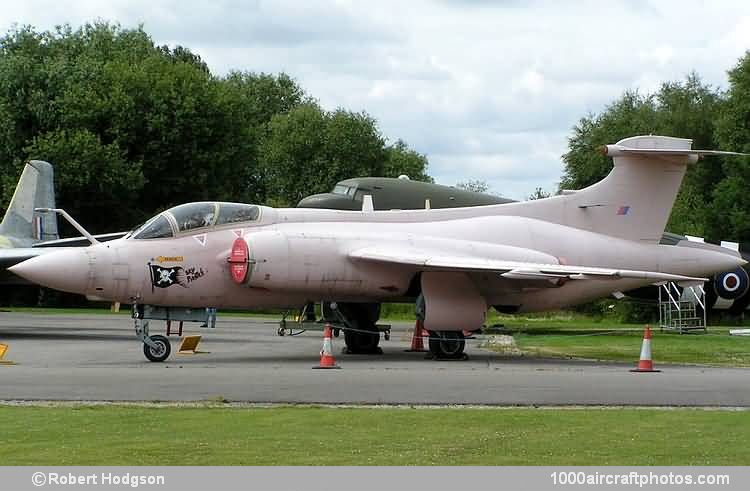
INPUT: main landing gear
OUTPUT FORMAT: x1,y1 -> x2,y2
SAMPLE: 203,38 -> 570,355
426,330 -> 467,360
414,293 -> 468,360
334,303 -> 383,355
279,302 -> 389,354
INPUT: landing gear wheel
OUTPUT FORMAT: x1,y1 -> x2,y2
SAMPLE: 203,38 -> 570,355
344,327 -> 381,354
338,303 -> 382,354
428,331 -> 466,360
143,334 -> 171,362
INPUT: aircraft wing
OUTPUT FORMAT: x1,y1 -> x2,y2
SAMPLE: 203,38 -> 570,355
348,246 -> 707,283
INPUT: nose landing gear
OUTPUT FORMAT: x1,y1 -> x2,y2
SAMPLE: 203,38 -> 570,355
134,315 -> 172,363
143,334 -> 171,362
133,304 -> 215,362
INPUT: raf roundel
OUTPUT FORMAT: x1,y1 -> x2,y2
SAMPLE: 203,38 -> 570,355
228,237 -> 250,284
713,267 -> 750,300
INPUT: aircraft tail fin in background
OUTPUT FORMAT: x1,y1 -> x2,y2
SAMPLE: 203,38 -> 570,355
514,136 -> 745,243
0,160 -> 59,243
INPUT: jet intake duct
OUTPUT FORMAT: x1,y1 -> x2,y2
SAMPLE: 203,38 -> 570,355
421,271 -> 487,332
237,231 -> 290,289
238,231 -> 409,295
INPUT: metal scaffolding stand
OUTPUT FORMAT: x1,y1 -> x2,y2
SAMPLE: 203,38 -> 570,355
658,282 -> 707,333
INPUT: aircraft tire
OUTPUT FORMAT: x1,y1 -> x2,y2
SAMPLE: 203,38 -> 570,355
339,303 -> 381,354
343,325 -> 380,353
143,335 -> 171,362
428,331 -> 465,359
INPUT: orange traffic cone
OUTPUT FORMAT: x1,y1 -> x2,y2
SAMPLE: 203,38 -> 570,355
313,324 -> 341,369
631,326 -> 660,372
405,319 -> 427,352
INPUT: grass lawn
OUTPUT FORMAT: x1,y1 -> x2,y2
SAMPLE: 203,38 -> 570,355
512,329 -> 750,367
490,312 -> 646,330
0,405 -> 748,465
482,318 -> 750,367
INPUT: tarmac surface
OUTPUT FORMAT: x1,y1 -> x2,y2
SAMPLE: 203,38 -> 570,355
0,312 -> 748,406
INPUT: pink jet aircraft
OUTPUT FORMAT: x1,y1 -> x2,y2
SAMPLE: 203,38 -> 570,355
10,136 -> 746,361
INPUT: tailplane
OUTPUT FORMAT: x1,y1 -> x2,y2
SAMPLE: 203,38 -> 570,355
0,160 -> 59,243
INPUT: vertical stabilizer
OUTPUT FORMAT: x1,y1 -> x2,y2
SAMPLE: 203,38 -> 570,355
0,160 -> 58,243
506,136 -> 699,243
562,136 -> 693,242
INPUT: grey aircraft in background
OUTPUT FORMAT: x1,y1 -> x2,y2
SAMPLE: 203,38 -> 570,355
298,176 -> 515,210
0,160 -> 59,284
0,160 -> 127,285
10,135 -> 747,362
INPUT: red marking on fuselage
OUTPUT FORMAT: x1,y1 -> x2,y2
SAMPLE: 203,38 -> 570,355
228,238 -> 250,284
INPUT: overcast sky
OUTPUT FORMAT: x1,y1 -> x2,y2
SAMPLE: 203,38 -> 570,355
2,1 -> 750,199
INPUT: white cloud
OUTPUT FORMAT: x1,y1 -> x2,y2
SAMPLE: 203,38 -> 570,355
513,69 -> 546,96
2,0 -> 750,198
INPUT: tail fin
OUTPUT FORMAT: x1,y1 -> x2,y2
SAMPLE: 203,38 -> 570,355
514,136 -> 743,243
0,160 -> 58,242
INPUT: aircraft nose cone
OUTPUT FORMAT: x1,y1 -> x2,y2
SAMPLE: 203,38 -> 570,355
720,251 -> 747,271
699,250 -> 749,280
9,248 -> 92,294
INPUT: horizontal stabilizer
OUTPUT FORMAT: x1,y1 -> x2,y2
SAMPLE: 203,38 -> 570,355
601,145 -> 749,158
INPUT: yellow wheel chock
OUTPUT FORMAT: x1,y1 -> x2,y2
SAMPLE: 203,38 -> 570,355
177,336 -> 209,355
0,343 -> 16,365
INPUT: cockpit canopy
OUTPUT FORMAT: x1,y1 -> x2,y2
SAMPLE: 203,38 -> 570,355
332,184 -> 355,196
131,202 -> 260,240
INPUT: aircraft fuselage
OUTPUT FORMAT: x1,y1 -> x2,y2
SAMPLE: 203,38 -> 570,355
25,207 -> 739,314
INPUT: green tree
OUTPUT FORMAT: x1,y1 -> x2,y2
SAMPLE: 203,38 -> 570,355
0,21 -> 429,236
528,187 -> 551,200
24,129 -> 144,232
259,104 -> 429,206
383,139 -> 432,182
656,74 -> 723,237
0,22 -> 309,231
260,103 -> 334,206
560,91 -> 658,191
708,51 -> 750,242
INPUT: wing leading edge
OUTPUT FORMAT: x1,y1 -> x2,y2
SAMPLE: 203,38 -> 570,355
348,247 -> 707,284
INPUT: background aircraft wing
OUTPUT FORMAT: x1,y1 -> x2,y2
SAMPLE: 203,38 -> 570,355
0,247 -> 61,269
348,246 -> 707,283
31,231 -> 128,248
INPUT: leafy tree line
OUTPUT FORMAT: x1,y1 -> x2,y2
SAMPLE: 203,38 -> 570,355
0,22 -> 429,234
560,57 -> 750,243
